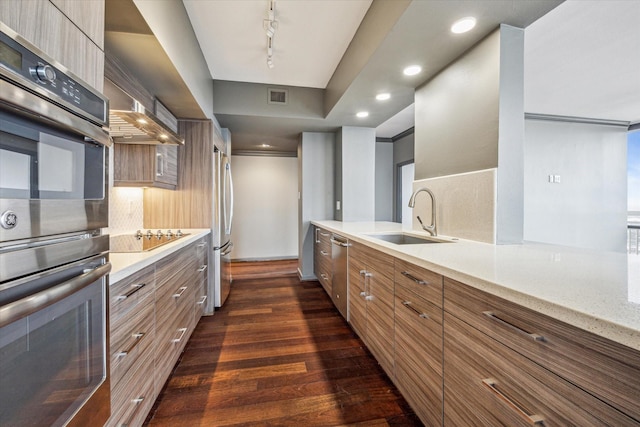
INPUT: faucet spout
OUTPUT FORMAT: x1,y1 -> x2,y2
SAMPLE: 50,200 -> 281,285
408,187 -> 437,236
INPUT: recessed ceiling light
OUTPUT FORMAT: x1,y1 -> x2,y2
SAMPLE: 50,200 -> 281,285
376,93 -> 391,101
403,65 -> 422,76
356,111 -> 369,118
451,17 -> 476,34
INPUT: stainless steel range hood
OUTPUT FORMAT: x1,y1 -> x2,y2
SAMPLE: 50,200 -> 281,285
104,77 -> 184,145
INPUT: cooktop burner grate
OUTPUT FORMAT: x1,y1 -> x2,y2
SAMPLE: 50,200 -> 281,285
110,231 -> 189,253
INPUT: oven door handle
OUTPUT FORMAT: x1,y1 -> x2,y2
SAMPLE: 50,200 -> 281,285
0,262 -> 111,328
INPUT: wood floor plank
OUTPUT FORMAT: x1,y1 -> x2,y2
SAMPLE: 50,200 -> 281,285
145,261 -> 422,427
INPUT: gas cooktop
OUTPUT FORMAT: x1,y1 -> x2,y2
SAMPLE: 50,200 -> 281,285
110,230 -> 189,253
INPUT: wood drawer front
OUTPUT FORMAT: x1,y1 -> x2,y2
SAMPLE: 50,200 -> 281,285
395,284 -> 443,376
110,300 -> 155,389
107,345 -> 155,427
316,227 -> 332,247
395,362 -> 443,426
349,242 -> 394,281
155,244 -> 198,290
395,284 -> 443,425
366,273 -> 395,376
444,278 -> 640,422
395,258 -> 443,308
110,265 -> 154,324
155,298 -> 195,391
444,313 -> 636,426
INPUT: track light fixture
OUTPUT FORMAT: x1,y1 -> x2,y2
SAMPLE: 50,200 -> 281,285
264,0 -> 277,69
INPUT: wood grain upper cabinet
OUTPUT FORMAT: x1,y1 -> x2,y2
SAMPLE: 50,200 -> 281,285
444,278 -> 640,425
114,144 -> 178,190
393,260 -> 444,426
0,0 -> 104,91
348,242 -> 395,377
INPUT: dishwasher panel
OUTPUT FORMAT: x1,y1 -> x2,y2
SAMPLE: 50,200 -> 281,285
331,235 -> 349,319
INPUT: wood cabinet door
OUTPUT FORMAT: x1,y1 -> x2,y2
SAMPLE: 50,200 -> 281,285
347,255 -> 367,340
155,145 -> 178,187
366,270 -> 395,376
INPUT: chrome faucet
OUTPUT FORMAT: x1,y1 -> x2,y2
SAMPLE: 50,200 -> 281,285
408,187 -> 437,236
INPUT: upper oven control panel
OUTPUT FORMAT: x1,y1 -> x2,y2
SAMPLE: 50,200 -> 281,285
0,24 -> 108,127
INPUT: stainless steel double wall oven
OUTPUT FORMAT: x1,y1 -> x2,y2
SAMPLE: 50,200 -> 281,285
0,23 -> 112,427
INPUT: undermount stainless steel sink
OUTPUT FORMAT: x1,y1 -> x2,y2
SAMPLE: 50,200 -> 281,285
366,233 -> 451,245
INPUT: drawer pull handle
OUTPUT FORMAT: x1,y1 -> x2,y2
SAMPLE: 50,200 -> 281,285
320,232 -> 330,237
360,291 -> 367,298
402,301 -> 429,319
173,286 -> 188,298
320,250 -> 329,256
119,395 -> 145,427
359,270 -> 372,277
330,238 -> 351,247
483,311 -> 545,342
116,283 -> 146,300
197,242 -> 206,248
482,378 -> 545,425
401,271 -> 427,285
320,273 -> 330,281
197,295 -> 207,305
117,332 -> 145,358
197,265 -> 208,272
172,327 -> 188,343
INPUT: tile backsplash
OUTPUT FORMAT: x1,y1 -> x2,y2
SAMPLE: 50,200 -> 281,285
108,187 -> 144,235
412,169 -> 496,243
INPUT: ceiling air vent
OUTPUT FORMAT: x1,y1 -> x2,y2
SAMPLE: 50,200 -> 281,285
268,88 -> 288,105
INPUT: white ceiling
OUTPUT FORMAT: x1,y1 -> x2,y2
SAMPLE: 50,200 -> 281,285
524,0 -> 640,123
107,0 -> 640,153
183,0 -> 372,88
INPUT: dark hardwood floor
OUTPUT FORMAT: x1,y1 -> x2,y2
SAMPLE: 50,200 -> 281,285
144,260 -> 422,426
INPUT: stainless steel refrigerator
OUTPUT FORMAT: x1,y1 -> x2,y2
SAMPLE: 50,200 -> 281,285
207,129 -> 234,314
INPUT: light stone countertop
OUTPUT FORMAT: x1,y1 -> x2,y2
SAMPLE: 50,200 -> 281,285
312,220 -> 640,351
108,229 -> 211,284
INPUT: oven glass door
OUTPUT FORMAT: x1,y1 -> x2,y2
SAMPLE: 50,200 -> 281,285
0,264 -> 107,427
0,109 -> 104,200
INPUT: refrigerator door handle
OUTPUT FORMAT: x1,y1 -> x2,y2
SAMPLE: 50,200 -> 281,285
221,242 -> 234,256
224,162 -> 234,235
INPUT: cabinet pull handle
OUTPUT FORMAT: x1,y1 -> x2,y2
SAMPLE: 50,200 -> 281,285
320,232 -> 330,237
156,152 -> 164,177
172,327 -> 188,343
320,273 -> 330,281
116,283 -> 146,300
401,271 -> 427,285
197,242 -> 206,248
119,395 -> 145,427
483,311 -> 545,342
315,228 -> 320,244
117,332 -> 145,358
320,250 -> 329,256
197,265 -> 208,272
402,301 -> 429,319
173,286 -> 188,298
197,295 -> 207,305
482,378 -> 545,425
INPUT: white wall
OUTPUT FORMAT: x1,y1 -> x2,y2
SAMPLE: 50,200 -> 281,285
524,119 -> 628,252
335,126 -> 376,221
230,155 -> 299,260
298,132 -> 335,279
375,142 -> 393,221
